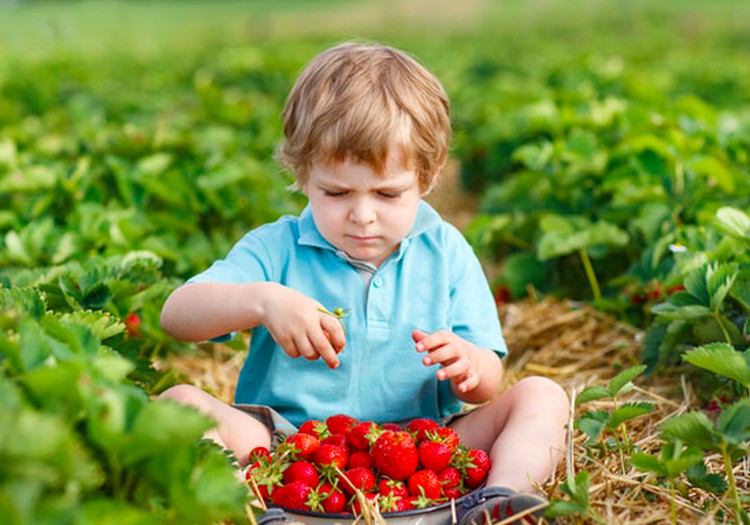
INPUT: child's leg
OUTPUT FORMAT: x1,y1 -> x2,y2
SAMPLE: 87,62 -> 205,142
159,384 -> 273,466
449,376 -> 569,493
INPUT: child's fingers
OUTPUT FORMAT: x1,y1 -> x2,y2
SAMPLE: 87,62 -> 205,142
294,334 -> 318,361
322,316 -> 346,352
414,330 -> 456,353
435,356 -> 468,381
454,373 -> 478,394
310,328 -> 340,369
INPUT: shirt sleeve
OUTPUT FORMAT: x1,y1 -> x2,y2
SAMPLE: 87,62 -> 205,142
185,224 -> 280,342
447,229 -> 508,358
187,227 -> 277,285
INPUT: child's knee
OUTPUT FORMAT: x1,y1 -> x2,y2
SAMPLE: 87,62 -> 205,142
159,384 -> 207,407
515,376 -> 569,413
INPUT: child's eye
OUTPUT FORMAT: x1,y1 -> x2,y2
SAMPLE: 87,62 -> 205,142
378,191 -> 400,199
324,190 -> 347,197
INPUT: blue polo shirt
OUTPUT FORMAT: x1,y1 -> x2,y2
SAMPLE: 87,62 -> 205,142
188,201 -> 506,426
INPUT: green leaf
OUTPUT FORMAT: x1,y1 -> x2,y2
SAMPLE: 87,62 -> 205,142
537,215 -> 628,260
684,265 -> 710,305
576,410 -> 608,440
689,155 -> 735,194
705,263 -> 737,311
716,207 -> 750,240
608,365 -> 647,397
607,402 -> 654,429
545,499 -> 587,518
683,343 -> 750,388
631,452 -> 667,476
716,398 -> 750,444
661,411 -> 719,451
650,303 -> 713,320
576,385 -> 610,405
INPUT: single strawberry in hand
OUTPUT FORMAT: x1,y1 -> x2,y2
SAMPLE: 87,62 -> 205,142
371,430 -> 419,481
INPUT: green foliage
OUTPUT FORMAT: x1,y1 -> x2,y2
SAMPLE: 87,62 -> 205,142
0,306 -> 249,525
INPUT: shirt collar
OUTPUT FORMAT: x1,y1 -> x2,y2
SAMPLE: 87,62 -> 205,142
297,200 -> 443,255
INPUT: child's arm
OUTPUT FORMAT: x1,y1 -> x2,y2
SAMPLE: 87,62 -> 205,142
161,281 -> 346,368
412,329 -> 504,404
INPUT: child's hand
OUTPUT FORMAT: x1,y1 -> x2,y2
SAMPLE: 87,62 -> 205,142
261,285 -> 346,369
412,329 -> 479,394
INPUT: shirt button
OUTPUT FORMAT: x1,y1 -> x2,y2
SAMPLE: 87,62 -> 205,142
373,277 -> 383,288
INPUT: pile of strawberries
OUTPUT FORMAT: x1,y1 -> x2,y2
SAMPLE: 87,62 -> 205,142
245,413 -> 490,515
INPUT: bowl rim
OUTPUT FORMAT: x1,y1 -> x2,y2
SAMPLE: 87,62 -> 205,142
274,490 -> 472,519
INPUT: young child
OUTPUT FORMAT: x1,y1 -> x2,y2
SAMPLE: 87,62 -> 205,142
159,41 -> 569,524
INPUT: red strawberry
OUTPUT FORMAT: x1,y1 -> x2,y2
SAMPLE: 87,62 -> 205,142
283,460 -> 319,487
339,467 -> 376,496
124,312 -> 141,337
418,440 -> 453,472
326,413 -> 359,436
467,449 -> 490,471
350,491 -> 380,514
379,492 -> 413,513
428,427 -> 460,452
371,430 -> 419,481
443,486 -> 463,500
272,480 -> 313,511
465,465 -> 487,489
298,419 -> 330,439
378,479 -> 409,499
382,422 -> 402,432
348,421 -> 379,451
322,433 -> 349,450
281,432 -> 320,460
438,466 -> 463,491
318,482 -> 347,514
247,446 -> 271,464
408,469 -> 442,500
348,450 -> 374,469
405,418 -> 439,444
312,443 -> 349,470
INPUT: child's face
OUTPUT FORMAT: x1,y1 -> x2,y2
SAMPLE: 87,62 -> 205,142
303,150 -> 423,267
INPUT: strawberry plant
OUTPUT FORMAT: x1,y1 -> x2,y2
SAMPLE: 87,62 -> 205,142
0,288 -> 249,525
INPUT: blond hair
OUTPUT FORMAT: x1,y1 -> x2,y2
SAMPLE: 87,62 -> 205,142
277,42 -> 451,193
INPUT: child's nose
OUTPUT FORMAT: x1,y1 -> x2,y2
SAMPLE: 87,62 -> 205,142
349,200 -> 376,224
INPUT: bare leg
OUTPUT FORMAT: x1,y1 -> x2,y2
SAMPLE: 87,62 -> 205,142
159,384 -> 273,466
450,376 -> 569,493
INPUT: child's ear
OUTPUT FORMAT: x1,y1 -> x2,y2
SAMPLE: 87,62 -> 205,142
421,160 -> 447,196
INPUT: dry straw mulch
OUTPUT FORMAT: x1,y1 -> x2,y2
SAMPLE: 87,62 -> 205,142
163,296 -> 749,524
